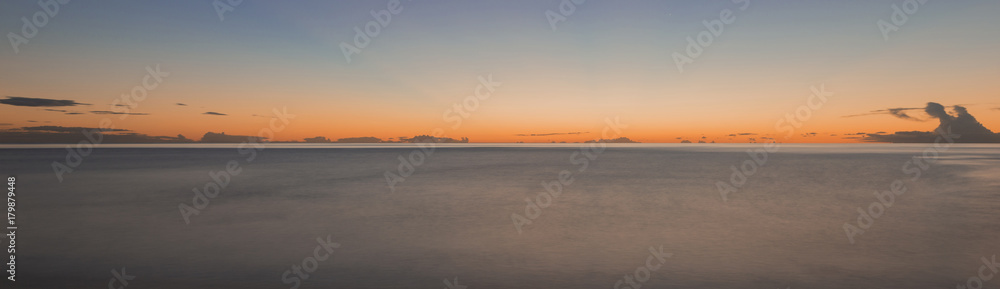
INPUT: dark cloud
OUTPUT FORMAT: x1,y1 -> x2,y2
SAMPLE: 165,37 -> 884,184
0,131 -> 190,144
65,112 -> 84,115
515,131 -> 587,137
204,112 -> 227,116
90,111 -> 150,116
864,102 -> 1000,143
200,132 -> 264,143
737,133 -> 757,136
176,103 -> 187,106
43,109 -> 67,112
0,96 -> 88,107
0,126 -> 196,144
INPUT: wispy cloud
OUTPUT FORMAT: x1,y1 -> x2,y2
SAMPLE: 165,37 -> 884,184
90,111 -> 150,116
203,111 -> 227,116
515,131 -> 587,137
20,126 -> 129,133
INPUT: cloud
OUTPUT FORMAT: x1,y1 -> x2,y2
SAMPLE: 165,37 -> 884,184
0,96 -> 88,107
176,103 -> 187,106
0,123 -> 11,126
200,132 -> 264,143
864,102 -> 1000,143
885,107 -> 926,121
65,112 -> 84,115
90,111 -> 149,116
203,111 -> 227,116
43,109 -> 67,112
843,107 -> 925,120
515,131 -> 587,137
20,126 -> 129,133
0,126 -> 198,144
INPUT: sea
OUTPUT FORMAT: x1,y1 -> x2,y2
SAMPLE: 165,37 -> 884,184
0,143 -> 998,288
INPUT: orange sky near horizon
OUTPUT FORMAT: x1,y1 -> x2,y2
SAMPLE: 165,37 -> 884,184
1,1 -> 999,143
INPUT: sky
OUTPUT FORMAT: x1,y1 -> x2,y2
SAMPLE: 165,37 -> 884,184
1,0 -> 999,143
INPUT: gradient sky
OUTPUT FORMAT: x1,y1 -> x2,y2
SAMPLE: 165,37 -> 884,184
1,0 -> 998,143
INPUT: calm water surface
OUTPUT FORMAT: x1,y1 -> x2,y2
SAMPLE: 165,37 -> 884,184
1,144 -> 998,288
